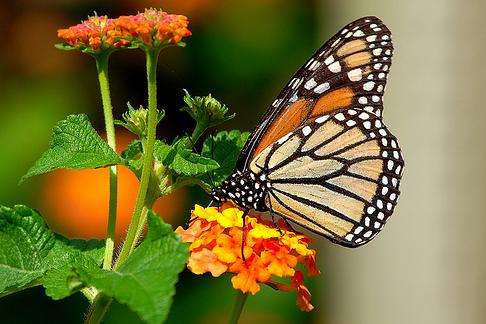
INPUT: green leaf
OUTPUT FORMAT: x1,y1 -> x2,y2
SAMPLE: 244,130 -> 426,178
41,237 -> 104,300
154,138 -> 220,177
121,140 -> 144,178
121,140 -> 143,160
55,43 -> 77,51
153,140 -> 174,165
0,205 -> 55,295
21,114 -> 122,182
0,205 -> 104,299
170,146 -> 220,176
78,212 -> 188,324
201,130 -> 250,185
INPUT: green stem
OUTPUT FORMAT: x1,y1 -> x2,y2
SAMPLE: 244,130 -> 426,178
81,287 -> 99,303
129,206 -> 150,253
228,291 -> 248,324
85,293 -> 113,324
115,49 -> 160,269
95,53 -> 118,271
190,121 -> 207,146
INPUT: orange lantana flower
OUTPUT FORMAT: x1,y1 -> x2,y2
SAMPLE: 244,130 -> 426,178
176,203 -> 321,311
57,15 -> 128,52
57,9 -> 191,53
114,9 -> 191,47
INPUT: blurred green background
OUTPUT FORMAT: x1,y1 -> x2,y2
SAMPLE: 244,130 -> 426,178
2,0 -> 486,323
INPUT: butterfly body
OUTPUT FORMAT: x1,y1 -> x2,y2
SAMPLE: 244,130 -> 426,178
211,170 -> 269,211
211,16 -> 404,248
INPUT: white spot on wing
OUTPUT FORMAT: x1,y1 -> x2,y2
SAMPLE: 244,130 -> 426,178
314,82 -> 330,94
304,78 -> 317,90
328,61 -> 341,73
347,68 -> 363,81
335,113 -> 345,121
302,126 -> 312,136
324,55 -> 335,65
366,35 -> 377,42
373,48 -> 383,56
315,115 -> 329,123
363,81 -> 375,91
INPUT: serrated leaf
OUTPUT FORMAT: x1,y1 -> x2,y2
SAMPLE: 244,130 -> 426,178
121,140 -> 144,177
0,205 -> 55,294
78,211 -> 188,324
170,147 -> 220,176
121,140 -> 143,160
154,138 -> 219,177
41,237 -> 104,300
21,114 -> 122,182
0,205 -> 104,299
153,140 -> 174,165
201,130 -> 250,186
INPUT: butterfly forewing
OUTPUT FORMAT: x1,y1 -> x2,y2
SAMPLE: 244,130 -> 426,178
249,109 -> 404,247
237,16 -> 394,170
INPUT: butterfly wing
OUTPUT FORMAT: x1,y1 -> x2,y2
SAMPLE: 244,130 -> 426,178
237,16 -> 394,170
249,108 -> 404,247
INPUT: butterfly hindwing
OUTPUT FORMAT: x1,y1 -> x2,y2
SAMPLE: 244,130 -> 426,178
249,108 -> 404,247
238,16 -> 394,170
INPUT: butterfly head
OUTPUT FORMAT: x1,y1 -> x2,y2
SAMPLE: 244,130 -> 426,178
210,170 -> 269,212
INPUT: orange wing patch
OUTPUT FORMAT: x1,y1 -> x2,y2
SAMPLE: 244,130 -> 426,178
309,87 -> 354,118
336,39 -> 367,57
343,52 -> 372,68
252,99 -> 313,158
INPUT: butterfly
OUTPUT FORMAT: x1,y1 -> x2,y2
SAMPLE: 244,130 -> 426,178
210,16 -> 404,248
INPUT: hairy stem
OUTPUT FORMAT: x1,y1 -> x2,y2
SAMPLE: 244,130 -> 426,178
81,287 -> 99,303
95,53 -> 118,271
85,293 -> 113,324
129,206 -> 150,253
228,291 -> 248,324
115,49 -> 159,269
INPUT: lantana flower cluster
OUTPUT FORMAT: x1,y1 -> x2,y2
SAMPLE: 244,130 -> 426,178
57,9 -> 191,53
176,203 -> 321,311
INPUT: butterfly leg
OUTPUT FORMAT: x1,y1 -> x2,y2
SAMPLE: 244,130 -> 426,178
185,199 -> 215,228
282,217 -> 297,233
241,209 -> 249,261
271,212 -> 284,236
268,197 -> 285,235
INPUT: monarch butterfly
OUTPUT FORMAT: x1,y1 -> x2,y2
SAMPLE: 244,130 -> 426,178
210,16 -> 404,248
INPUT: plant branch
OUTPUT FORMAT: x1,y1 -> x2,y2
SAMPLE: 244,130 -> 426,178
81,287 -> 99,303
228,291 -> 248,324
85,293 -> 113,324
95,53 -> 118,271
190,121 -> 207,146
115,49 -> 160,269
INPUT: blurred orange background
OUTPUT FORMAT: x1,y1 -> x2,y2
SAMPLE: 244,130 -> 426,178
39,131 -> 186,243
